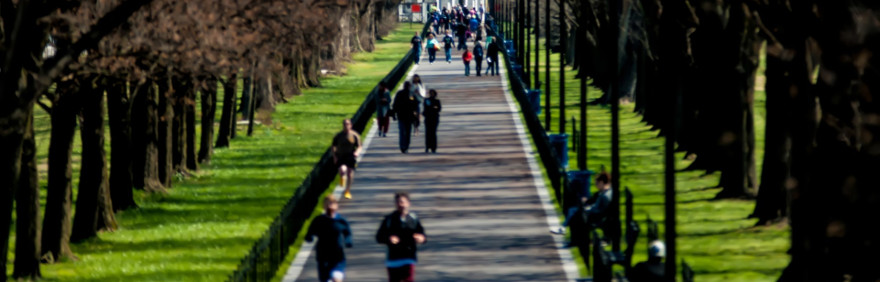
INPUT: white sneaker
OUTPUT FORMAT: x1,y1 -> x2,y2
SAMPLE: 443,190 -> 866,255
549,227 -> 565,235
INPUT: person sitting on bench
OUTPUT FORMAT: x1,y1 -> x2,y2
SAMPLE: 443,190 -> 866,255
551,171 -> 613,236
628,240 -> 666,281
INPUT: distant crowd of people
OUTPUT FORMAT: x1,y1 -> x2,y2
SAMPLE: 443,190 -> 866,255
309,3 -> 668,280
411,5 -> 500,77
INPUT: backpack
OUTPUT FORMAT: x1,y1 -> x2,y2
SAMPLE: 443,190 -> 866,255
474,45 -> 484,57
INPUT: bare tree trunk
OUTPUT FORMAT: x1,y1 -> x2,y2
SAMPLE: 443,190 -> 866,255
107,79 -> 137,211
171,77 -> 189,174
41,78 -> 80,263
229,75 -> 239,139
185,82 -> 199,171
216,74 -> 237,148
157,81 -> 174,187
247,72 -> 258,137
13,106 -> 41,279
71,78 -> 118,242
239,75 -> 252,122
304,55 -> 322,88
0,104 -> 27,279
198,77 -> 217,164
752,54 -> 792,224
131,82 -> 166,193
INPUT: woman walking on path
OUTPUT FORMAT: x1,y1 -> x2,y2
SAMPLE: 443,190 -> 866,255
411,75 -> 427,136
423,90 -> 442,153
462,49 -> 474,76
392,82 -> 418,154
473,42 -> 484,77
375,81 -> 392,137
305,195 -> 353,282
425,34 -> 439,64
376,192 -> 427,282
332,119 -> 362,199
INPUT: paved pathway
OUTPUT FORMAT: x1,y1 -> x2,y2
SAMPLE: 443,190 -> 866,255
284,37 -> 577,282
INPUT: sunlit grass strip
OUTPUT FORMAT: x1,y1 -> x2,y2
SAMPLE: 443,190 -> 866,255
19,24 -> 421,281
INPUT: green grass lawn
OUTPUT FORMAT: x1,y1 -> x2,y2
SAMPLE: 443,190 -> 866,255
6,23 -> 420,281
512,35 -> 788,281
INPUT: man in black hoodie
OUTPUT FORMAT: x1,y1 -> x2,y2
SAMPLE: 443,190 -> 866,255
486,37 -> 500,76
392,82 -> 418,153
376,192 -> 426,282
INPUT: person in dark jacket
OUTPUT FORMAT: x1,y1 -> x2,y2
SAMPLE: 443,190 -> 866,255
423,90 -> 442,153
306,195 -> 353,282
376,192 -> 426,282
456,23 -> 468,50
410,32 -> 422,65
473,42 -> 484,77
376,81 -> 392,137
628,240 -> 666,281
551,171 -> 613,247
392,82 -> 418,154
486,37 -> 500,76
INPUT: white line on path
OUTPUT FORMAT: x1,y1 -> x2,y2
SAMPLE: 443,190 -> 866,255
281,51 -> 423,282
497,59 -> 581,281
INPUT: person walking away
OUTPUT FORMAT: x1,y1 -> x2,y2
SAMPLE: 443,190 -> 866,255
486,37 -> 500,76
443,10 -> 452,32
464,16 -> 473,42
473,42 -> 484,77
442,30 -> 455,63
469,16 -> 479,35
456,23 -> 468,50
411,75 -> 427,136
375,81 -> 392,137
628,240 -> 666,281
392,82 -> 418,153
376,192 -> 427,282
332,119 -> 362,199
423,90 -> 442,153
425,34 -> 439,64
462,49 -> 473,76
411,32 -> 422,65
305,195 -> 353,282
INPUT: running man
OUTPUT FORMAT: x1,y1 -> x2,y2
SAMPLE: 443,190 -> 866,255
332,119 -> 362,199
376,192 -> 427,282
305,195 -> 353,282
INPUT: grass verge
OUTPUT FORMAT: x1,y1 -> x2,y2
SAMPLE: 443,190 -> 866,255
6,24 -> 420,281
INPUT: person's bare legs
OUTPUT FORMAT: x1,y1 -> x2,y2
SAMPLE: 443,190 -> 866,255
344,168 -> 354,199
339,165 -> 351,199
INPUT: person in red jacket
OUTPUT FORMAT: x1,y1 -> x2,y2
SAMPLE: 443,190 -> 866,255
462,49 -> 474,76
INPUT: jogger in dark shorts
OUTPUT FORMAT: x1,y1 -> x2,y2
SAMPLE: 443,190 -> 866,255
306,195 -> 353,282
333,119 -> 362,199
